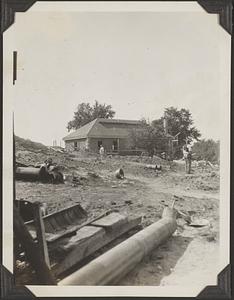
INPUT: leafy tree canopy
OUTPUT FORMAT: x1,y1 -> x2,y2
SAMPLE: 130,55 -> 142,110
67,101 -> 115,131
130,118 -> 168,156
192,139 -> 219,163
152,107 -> 201,145
130,107 -> 201,158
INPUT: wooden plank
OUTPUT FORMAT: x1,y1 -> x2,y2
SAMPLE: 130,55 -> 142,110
29,230 -> 59,242
13,205 -> 56,284
91,212 -> 127,229
51,226 -> 106,254
33,202 -> 50,267
52,216 -> 142,276
65,226 -> 105,248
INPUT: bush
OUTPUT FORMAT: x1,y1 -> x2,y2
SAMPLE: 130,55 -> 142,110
192,139 -> 219,163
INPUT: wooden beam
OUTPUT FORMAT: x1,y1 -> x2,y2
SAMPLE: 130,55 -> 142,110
33,202 -> 50,267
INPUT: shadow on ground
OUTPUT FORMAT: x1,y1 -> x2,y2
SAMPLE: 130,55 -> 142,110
117,235 -> 193,286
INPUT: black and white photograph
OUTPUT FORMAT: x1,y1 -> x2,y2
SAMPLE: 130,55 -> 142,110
2,1 -> 232,298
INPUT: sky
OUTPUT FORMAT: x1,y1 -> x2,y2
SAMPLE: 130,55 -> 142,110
3,2 -> 230,146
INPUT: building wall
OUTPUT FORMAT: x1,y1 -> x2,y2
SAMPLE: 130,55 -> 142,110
88,138 -> 116,152
65,123 -> 141,152
65,137 -> 137,153
91,122 -> 141,152
88,137 -> 134,153
65,138 -> 88,151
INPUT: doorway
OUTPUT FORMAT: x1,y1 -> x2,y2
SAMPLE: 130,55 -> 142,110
112,140 -> 118,151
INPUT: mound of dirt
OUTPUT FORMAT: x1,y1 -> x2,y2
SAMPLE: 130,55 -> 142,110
15,136 -> 68,167
15,136 -> 49,152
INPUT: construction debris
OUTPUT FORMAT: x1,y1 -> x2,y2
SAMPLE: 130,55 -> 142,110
19,204 -> 142,277
15,159 -> 64,184
144,164 -> 162,176
59,206 -> 177,285
188,218 -> 210,227
52,213 -> 141,276
125,200 -> 133,205
49,146 -> 65,153
115,168 -> 124,179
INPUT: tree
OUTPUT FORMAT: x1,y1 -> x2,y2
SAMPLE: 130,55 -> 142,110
152,107 -> 201,145
130,107 -> 201,159
67,101 -> 115,131
129,119 -> 168,157
192,139 -> 219,163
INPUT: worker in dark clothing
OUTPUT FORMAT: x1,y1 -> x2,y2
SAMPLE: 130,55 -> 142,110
39,158 -> 53,180
42,158 -> 53,171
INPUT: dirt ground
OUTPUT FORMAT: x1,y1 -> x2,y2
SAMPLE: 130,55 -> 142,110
15,140 -> 220,286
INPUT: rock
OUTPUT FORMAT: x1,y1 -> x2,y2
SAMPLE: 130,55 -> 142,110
206,235 -> 216,242
156,255 -> 163,260
88,172 -> 99,178
125,200 -> 133,205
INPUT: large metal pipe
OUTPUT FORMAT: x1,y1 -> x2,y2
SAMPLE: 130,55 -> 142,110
59,207 -> 177,285
15,167 -> 41,180
15,166 -> 63,183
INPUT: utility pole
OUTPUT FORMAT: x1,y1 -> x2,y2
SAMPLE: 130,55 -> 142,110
163,112 -> 168,135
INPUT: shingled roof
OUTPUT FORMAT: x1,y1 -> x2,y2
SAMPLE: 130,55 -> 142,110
63,118 -> 141,141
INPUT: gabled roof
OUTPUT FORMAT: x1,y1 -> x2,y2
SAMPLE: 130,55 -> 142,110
98,118 -> 141,125
63,119 -> 98,141
63,118 -> 141,141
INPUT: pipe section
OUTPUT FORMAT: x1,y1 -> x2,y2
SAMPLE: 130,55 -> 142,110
15,167 -> 41,180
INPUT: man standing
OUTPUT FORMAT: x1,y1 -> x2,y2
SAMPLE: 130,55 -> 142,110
99,145 -> 105,160
183,145 -> 192,174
